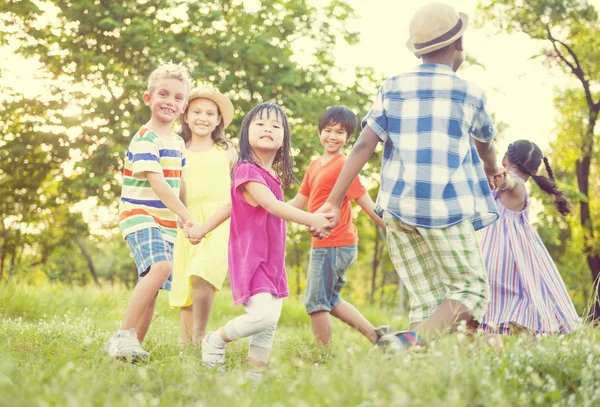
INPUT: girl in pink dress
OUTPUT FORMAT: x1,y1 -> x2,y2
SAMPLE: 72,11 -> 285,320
480,140 -> 581,345
184,102 -> 333,381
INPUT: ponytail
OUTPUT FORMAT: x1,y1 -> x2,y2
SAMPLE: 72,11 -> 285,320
531,157 -> 571,216
507,142 -> 571,216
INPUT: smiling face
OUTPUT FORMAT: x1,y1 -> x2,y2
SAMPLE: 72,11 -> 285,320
184,97 -> 221,139
247,109 -> 285,154
319,122 -> 349,155
143,78 -> 187,124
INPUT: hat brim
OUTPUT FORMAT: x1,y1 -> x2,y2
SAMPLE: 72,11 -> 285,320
406,12 -> 469,57
187,89 -> 234,129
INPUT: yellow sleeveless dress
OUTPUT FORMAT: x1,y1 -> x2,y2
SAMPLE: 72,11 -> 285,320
169,145 -> 231,308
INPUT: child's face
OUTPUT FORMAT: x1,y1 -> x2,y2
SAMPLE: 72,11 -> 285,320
319,122 -> 348,155
144,78 -> 188,124
248,111 -> 285,153
184,98 -> 221,138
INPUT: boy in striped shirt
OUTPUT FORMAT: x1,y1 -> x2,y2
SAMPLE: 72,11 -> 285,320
105,63 -> 194,361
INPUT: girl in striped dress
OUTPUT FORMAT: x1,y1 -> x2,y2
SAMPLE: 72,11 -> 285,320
480,140 -> 581,343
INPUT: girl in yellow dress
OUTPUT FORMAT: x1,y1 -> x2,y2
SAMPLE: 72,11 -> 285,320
170,85 -> 237,345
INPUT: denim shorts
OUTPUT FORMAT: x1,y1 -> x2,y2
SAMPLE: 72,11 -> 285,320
125,228 -> 174,291
304,244 -> 357,314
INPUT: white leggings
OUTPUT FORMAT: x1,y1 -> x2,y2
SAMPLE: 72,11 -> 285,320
223,293 -> 283,361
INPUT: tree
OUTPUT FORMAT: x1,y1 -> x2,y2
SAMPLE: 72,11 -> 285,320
476,0 -> 600,321
1,0 -> 382,286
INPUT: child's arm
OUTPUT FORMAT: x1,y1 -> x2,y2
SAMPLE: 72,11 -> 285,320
473,139 -> 505,190
177,178 -> 188,228
184,203 -> 231,242
287,193 -> 309,210
318,125 -> 380,227
227,145 -> 238,171
354,193 -> 385,230
243,182 -> 332,235
146,172 -> 193,221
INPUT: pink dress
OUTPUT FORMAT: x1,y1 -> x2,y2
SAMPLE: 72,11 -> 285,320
480,181 -> 581,334
228,162 -> 289,306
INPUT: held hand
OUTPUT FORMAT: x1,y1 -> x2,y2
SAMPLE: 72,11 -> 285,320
493,171 -> 508,191
309,212 -> 335,239
484,164 -> 506,190
309,202 -> 340,238
177,216 -> 184,229
183,219 -> 204,245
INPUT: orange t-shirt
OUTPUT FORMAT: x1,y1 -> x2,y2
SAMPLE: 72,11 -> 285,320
299,154 -> 366,248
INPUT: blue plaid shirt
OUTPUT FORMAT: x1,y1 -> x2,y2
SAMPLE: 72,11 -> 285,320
364,64 -> 498,231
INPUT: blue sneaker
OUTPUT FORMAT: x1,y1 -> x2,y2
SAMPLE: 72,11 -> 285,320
376,330 -> 425,352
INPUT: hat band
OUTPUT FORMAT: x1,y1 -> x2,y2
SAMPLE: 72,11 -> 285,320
414,18 -> 463,50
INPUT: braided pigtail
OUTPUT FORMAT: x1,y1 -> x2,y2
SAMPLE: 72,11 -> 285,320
531,157 -> 571,216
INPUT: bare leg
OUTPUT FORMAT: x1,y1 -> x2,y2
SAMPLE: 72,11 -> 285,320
121,260 -> 171,333
191,276 -> 216,342
331,301 -> 378,344
179,306 -> 193,346
510,322 -> 538,345
136,291 -> 158,343
414,299 -> 473,342
310,311 -> 333,346
483,332 -> 504,355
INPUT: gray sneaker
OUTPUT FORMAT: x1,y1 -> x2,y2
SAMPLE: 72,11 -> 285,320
202,332 -> 226,368
374,325 -> 394,341
105,329 -> 150,361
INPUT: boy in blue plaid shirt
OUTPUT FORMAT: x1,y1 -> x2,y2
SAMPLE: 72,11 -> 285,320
315,2 -> 504,349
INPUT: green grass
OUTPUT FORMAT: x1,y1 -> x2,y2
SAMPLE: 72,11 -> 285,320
0,284 -> 598,407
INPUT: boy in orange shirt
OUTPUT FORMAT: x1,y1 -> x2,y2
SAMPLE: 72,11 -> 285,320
289,106 -> 388,346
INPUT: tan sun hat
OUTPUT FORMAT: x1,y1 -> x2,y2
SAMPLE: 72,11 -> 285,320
406,2 -> 469,57
187,85 -> 234,128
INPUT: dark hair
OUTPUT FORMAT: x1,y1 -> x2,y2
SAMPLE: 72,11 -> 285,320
318,106 -> 358,139
237,102 -> 295,189
506,140 -> 571,216
178,97 -> 231,149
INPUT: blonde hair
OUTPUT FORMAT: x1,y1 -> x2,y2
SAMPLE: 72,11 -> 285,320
147,62 -> 193,96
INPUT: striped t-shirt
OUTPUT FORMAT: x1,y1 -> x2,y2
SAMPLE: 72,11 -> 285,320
119,127 -> 186,243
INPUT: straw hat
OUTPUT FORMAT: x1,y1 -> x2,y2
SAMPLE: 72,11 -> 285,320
406,2 -> 469,57
187,85 -> 234,128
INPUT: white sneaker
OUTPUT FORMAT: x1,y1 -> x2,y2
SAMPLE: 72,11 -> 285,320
105,329 -> 150,361
202,332 -> 225,368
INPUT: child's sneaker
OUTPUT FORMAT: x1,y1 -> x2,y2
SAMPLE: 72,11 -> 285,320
105,329 -> 149,361
376,330 -> 425,352
202,332 -> 226,368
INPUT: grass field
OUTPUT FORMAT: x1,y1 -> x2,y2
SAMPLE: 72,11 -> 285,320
1,284 -> 599,407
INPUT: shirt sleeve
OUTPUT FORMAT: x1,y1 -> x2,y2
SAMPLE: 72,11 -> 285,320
362,85 -> 389,143
471,94 -> 496,142
232,162 -> 269,192
180,138 -> 187,179
129,131 -> 163,178
298,161 -> 313,197
346,175 -> 367,202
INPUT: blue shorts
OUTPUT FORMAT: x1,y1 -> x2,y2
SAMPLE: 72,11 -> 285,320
125,228 -> 174,291
304,244 -> 357,314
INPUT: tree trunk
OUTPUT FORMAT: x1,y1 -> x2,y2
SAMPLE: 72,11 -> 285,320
576,112 -> 600,322
0,223 -> 5,279
0,243 -> 5,280
74,237 -> 100,286
8,250 -> 16,281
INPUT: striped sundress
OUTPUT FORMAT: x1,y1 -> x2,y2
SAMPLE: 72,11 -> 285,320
479,181 -> 581,335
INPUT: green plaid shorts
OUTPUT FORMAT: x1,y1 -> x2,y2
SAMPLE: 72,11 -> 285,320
384,212 -> 489,323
